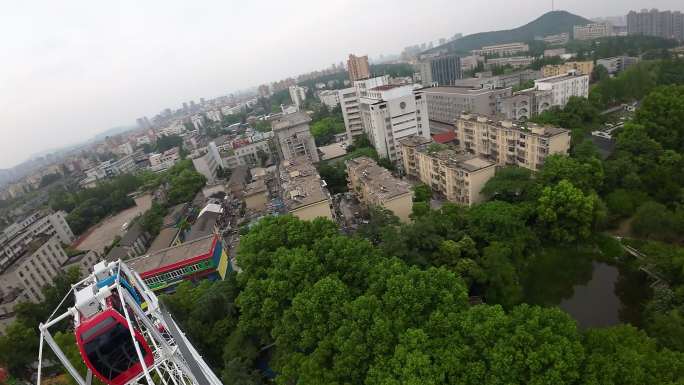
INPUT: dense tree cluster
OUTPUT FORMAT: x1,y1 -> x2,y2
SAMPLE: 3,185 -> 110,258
50,174 -> 142,235
161,215 -> 684,385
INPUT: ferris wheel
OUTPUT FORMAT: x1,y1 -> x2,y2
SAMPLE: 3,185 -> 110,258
36,260 -> 223,385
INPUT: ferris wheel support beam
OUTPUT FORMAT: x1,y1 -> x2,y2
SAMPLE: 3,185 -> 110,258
119,283 -> 198,385
40,327 -> 87,385
117,284 -> 155,385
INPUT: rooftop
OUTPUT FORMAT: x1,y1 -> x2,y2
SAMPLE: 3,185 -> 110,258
458,113 -> 569,138
119,222 -> 145,247
244,180 -> 268,196
536,72 -> 588,84
370,84 -> 403,91
432,131 -> 456,144
412,140 -> 495,172
186,210 -> 220,242
271,112 -> 312,131
418,86 -> 501,95
398,135 -> 432,148
147,227 -> 181,254
280,157 -> 329,211
346,157 -> 411,201
128,234 -> 216,275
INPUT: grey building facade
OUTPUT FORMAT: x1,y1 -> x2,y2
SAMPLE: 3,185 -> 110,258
420,54 -> 463,86
416,86 -> 512,124
272,112 -> 319,163
627,9 -> 684,41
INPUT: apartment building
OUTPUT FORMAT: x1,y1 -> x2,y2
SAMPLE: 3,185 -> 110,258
359,84 -> 430,163
472,42 -> 529,56
454,114 -> 571,171
272,112 -> 319,162
534,72 -> 589,108
542,61 -> 594,77
416,86 -> 512,124
149,147 -> 180,172
318,90 -> 340,109
191,114 -> 205,130
399,136 -> 495,206
0,235 -> 69,303
627,9 -> 684,41
596,56 -> 640,74
346,156 -> 413,222
339,76 -> 390,140
191,142 -> 224,183
347,54 -> 371,81
279,157 -> 332,221
419,54 -> 463,86
485,56 -> 535,69
0,211 -> 74,272
206,109 -> 222,123
573,23 -> 614,40
289,85 -> 307,111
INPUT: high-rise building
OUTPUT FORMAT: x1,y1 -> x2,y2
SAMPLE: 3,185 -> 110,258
347,54 -> 371,81
288,85 -> 307,111
258,84 -> 271,98
627,9 -> 684,41
346,156 -> 413,222
419,54 -> 463,86
339,76 -> 390,140
454,114 -> 571,171
359,84 -> 430,163
272,112 -> 319,162
399,136 -> 496,206
573,23 -> 614,40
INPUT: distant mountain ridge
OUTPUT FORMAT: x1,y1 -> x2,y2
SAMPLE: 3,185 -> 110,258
426,10 -> 592,54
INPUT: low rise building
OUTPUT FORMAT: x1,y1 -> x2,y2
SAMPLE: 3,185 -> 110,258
544,48 -> 567,58
596,56 -> 640,74
454,114 -> 571,171
399,136 -> 496,206
534,72 -> 589,108
149,147 -> 180,172
244,180 -> 269,212
542,61 -> 594,77
485,56 -> 535,69
472,42 -> 530,56
279,157 -> 332,221
537,32 -> 570,45
128,234 -> 228,292
346,157 -> 413,222
573,22 -> 614,40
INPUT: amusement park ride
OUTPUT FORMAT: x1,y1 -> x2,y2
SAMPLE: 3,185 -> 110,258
35,260 -> 223,385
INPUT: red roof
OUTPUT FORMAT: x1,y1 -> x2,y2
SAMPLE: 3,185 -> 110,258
432,131 -> 456,144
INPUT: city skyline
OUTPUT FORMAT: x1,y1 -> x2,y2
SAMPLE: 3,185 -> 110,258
2,0 -> 682,168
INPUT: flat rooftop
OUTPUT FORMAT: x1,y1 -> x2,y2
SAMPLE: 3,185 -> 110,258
415,144 -> 495,172
128,234 -> 215,275
186,211 -> 219,242
280,157 -> 329,211
147,227 -> 180,254
347,157 -> 411,201
537,73 -> 588,83
399,135 -> 432,148
271,112 -> 312,131
419,86 -> 500,96
458,113 -> 569,138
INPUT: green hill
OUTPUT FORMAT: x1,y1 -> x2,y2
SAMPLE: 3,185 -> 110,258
427,10 -> 592,54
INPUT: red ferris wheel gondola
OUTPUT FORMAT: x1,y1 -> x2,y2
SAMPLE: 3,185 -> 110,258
75,308 -> 154,385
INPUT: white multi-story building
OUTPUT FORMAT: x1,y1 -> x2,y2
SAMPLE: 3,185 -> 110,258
359,84 -> 430,163
221,105 -> 244,116
289,85 -> 307,111
191,142 -> 224,182
159,121 -> 184,137
191,114 -> 205,130
318,90 -> 340,109
573,23 -> 614,40
206,110 -> 222,123
472,42 -> 530,56
339,76 -> 390,140
534,72 -> 589,108
149,147 -> 180,172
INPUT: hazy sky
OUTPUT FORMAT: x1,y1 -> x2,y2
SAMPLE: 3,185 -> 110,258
1,0 -> 681,168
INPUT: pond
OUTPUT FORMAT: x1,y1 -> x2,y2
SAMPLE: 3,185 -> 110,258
522,248 -> 651,328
